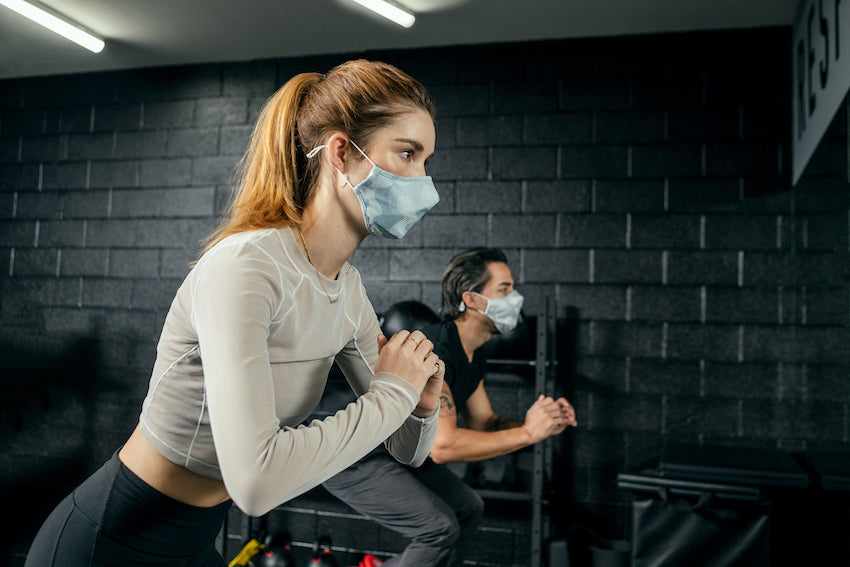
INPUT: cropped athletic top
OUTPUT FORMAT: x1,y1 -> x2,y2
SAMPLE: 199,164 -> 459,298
139,227 -> 437,516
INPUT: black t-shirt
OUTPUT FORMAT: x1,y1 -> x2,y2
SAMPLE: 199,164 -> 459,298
421,320 -> 486,415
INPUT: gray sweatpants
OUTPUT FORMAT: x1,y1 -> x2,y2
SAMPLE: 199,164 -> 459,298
323,451 -> 484,567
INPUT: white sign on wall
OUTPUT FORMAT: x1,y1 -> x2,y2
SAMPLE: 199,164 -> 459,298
792,0 -> 850,184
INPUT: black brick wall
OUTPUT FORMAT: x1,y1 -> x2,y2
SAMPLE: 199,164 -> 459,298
1,26 -> 848,565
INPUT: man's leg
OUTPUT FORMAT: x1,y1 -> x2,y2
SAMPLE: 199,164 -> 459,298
323,451 -> 465,567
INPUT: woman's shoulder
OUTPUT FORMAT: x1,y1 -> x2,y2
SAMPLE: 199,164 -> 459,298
193,228 -> 304,286
200,229 -> 292,265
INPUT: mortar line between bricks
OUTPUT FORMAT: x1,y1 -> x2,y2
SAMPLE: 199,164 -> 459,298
55,249 -> 61,277
11,192 -> 17,217
33,220 -> 40,247
591,178 -> 597,212
737,251 -> 744,287
776,216 -> 783,249
737,325 -> 744,362
8,248 -> 14,277
699,215 -> 705,249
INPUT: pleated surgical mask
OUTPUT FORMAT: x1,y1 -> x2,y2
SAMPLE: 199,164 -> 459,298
307,140 -> 439,239
460,290 -> 525,334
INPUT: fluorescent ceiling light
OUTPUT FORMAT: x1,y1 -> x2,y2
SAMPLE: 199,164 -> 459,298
350,0 -> 415,28
0,0 -> 104,53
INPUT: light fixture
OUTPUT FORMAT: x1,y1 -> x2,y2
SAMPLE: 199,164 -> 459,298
350,0 -> 415,28
0,0 -> 104,53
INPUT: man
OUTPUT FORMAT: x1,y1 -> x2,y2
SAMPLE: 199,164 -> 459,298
323,248 -> 577,567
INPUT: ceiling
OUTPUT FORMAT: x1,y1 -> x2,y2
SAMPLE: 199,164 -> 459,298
0,0 -> 799,80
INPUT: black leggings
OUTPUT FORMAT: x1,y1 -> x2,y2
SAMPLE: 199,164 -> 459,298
25,451 -> 232,566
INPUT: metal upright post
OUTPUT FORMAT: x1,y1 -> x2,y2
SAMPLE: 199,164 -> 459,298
531,310 -> 547,567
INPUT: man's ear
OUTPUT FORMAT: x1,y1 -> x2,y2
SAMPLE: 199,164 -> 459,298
460,290 -> 484,313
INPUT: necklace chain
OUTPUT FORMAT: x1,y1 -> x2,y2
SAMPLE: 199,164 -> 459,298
298,227 -> 340,304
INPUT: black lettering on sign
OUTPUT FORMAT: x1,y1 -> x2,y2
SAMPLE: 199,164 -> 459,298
820,0 -> 830,87
808,5 -> 817,115
798,39 -> 807,138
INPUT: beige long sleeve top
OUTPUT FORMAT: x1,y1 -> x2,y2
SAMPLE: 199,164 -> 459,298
139,227 -> 437,516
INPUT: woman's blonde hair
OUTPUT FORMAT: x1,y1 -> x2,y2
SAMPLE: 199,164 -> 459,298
200,59 -> 435,255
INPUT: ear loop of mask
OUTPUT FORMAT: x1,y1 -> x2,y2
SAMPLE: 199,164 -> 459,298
458,292 -> 486,313
305,139 -> 374,170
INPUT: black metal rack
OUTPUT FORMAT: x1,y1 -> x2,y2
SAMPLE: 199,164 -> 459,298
483,297 -> 558,567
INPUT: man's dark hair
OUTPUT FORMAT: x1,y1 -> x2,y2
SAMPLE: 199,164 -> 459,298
440,247 -> 508,320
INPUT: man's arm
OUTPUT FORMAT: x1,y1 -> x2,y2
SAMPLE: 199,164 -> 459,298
430,381 -> 566,464
462,381 -> 522,432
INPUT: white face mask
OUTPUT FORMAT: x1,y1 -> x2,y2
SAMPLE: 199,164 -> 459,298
461,290 -> 524,334
307,140 -> 439,239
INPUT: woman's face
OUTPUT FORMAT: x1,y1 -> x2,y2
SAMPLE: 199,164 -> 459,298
348,107 -> 435,182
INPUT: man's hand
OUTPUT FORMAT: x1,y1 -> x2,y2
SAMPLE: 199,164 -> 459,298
552,397 -> 577,434
522,395 -> 576,443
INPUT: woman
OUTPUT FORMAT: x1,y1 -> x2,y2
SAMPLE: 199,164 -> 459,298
26,59 -> 445,566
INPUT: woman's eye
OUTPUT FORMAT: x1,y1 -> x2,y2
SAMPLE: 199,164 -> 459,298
401,150 -> 414,161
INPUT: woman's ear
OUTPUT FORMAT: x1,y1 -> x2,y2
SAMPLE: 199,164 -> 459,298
325,132 -> 349,172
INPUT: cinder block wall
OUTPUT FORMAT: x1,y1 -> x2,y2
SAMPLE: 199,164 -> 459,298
2,26 -> 848,564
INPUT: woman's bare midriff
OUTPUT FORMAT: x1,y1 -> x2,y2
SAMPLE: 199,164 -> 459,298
118,425 -> 231,508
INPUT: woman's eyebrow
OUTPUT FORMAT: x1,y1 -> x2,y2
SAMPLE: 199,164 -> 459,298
395,138 -> 424,151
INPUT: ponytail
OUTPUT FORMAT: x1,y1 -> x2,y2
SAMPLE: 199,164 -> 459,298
200,72 -> 321,254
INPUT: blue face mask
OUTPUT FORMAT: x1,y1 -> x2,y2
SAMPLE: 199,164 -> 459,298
307,140 -> 439,239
